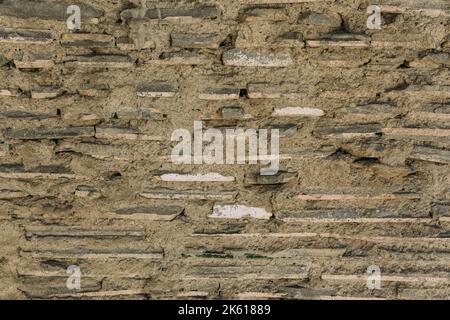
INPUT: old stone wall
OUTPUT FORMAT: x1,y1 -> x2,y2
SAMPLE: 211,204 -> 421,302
0,0 -> 449,299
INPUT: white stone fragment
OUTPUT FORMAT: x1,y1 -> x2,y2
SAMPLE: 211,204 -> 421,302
210,204 -> 272,219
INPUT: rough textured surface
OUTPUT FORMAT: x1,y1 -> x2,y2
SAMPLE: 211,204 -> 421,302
0,0 -> 449,300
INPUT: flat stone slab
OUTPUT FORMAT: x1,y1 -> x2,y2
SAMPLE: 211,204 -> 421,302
114,205 -> 185,221
223,49 -> 294,67
140,188 -> 237,201
0,28 -> 54,44
4,126 -> 95,140
210,204 -> 272,220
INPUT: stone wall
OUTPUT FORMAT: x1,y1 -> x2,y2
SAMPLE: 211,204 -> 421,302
0,0 -> 449,299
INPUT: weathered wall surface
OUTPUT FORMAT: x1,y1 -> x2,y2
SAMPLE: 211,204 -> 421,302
0,0 -> 449,300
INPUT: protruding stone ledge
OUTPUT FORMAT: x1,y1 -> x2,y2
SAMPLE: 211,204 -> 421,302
0,164 -> 76,179
114,205 -> 184,221
4,126 -> 94,140
68,55 -> 134,68
223,49 -> 294,67
140,188 -> 237,201
75,185 -> 102,199
25,227 -> 145,240
0,28 -> 54,44
157,172 -> 235,182
276,209 -> 430,223
40,290 -> 149,299
0,110 -> 57,120
307,34 -> 369,48
272,107 -> 324,117
210,203 -> 272,220
20,248 -> 164,260
314,123 -> 382,139
296,193 -> 420,201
